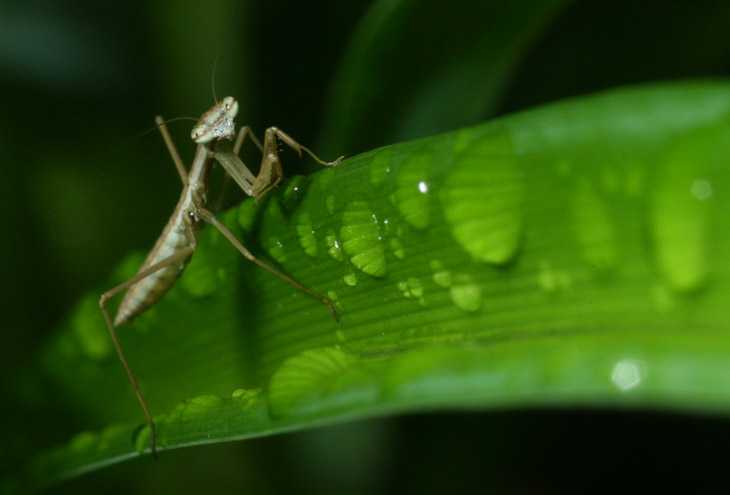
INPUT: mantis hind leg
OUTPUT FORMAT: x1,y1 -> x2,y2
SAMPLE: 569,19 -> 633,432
99,245 -> 196,458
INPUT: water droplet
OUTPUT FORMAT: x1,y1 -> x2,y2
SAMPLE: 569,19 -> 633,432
181,394 -> 225,421
537,260 -> 571,293
231,388 -> 262,415
339,201 -> 387,277
327,290 -> 342,310
268,347 -> 360,418
651,132 -> 711,291
369,149 -> 392,190
265,237 -> 287,264
325,228 -> 345,262
394,150 -> 432,230
570,177 -> 617,271
389,238 -> 405,259
343,268 -> 358,286
326,195 -> 335,215
398,276 -> 424,303
441,131 -> 523,264
318,167 -> 335,190
691,179 -> 712,200
449,275 -> 482,312
70,431 -> 98,452
282,175 -> 305,209
295,212 -> 318,257
430,259 -> 452,288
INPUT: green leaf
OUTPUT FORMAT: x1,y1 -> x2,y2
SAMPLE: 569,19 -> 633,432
318,0 -> 574,154
17,81 -> 730,490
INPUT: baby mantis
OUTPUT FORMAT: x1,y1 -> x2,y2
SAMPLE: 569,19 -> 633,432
98,51 -> 342,458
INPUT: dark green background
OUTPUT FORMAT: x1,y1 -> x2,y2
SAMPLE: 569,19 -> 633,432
2,0 -> 730,492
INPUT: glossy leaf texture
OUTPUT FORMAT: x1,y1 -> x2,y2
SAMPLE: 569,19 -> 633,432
12,81 -> 730,491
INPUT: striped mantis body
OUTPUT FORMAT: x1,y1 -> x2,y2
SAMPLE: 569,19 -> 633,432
99,96 -> 342,457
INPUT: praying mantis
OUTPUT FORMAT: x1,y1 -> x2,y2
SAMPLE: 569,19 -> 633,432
98,20 -> 342,458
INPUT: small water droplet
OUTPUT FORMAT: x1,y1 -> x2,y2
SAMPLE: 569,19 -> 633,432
398,277 -> 423,300
295,212 -> 318,257
326,195 -> 335,215
537,260 -> 571,293
282,176 -> 305,208
430,259 -> 452,288
325,228 -> 345,262
441,131 -> 523,264
449,275 -> 482,312
571,177 -> 618,271
265,237 -> 287,264
339,201 -> 387,277
389,238 -> 405,259
369,149 -> 392,190
343,268 -> 358,286
394,150 -> 432,230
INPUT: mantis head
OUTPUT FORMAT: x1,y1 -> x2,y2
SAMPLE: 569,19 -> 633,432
191,96 -> 239,144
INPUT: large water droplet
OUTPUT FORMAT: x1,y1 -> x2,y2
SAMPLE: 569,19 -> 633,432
394,150 -> 432,230
449,275 -> 482,312
295,212 -> 318,257
369,149 -> 392,190
571,177 -> 618,271
651,131 -> 712,291
441,131 -> 523,264
339,201 -> 388,277
268,347 -> 360,418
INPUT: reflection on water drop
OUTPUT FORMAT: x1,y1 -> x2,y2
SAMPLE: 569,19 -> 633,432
325,228 -> 345,262
611,359 -> 645,391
